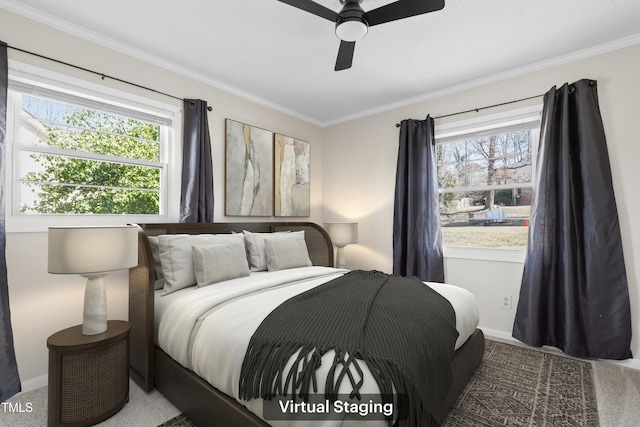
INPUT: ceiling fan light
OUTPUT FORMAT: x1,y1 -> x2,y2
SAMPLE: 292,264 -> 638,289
335,19 -> 368,42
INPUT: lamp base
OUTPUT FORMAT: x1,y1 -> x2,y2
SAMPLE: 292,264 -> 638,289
82,275 -> 108,335
335,245 -> 347,269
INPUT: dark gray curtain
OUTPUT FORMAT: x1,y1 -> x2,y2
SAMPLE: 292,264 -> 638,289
0,41 -> 21,402
180,99 -> 214,223
513,79 -> 632,360
393,116 -> 444,282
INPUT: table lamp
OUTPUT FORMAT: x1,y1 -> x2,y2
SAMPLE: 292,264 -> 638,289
324,222 -> 358,269
48,225 -> 138,335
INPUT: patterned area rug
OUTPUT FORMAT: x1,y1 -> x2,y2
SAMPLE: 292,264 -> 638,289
443,339 -> 599,426
157,339 -> 599,426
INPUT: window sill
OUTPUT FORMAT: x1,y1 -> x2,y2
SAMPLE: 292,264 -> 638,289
5,214 -> 178,233
443,246 -> 526,263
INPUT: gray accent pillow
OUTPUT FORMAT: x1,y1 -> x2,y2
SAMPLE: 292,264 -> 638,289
264,235 -> 312,272
242,230 -> 296,271
192,239 -> 250,287
158,233 -> 244,294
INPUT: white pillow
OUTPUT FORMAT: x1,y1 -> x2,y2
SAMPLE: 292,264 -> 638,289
192,240 -> 250,287
264,234 -> 312,272
242,230 -> 298,271
158,233 -> 244,294
147,236 -> 165,290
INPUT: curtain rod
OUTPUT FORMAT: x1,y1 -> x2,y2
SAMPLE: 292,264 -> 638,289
6,44 -> 212,111
395,93 -> 544,127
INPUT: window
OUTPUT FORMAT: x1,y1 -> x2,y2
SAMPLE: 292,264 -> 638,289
435,106 -> 541,250
5,63 -> 181,231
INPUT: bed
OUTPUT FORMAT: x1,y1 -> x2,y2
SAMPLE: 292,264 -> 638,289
128,222 -> 484,426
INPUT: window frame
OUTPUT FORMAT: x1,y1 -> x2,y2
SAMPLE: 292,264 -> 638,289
434,105 -> 543,259
4,61 -> 182,233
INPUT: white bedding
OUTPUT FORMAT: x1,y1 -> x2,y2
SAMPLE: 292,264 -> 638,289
156,267 -> 479,426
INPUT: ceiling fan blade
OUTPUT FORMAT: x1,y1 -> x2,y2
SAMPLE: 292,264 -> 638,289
275,0 -> 339,22
335,40 -> 356,71
365,0 -> 445,27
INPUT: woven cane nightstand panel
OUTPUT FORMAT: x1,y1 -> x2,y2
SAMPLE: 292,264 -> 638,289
59,339 -> 128,423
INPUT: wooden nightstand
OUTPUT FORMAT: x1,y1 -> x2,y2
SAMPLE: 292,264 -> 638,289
47,320 -> 131,427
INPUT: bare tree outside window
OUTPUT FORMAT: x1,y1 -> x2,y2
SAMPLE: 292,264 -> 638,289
436,127 -> 536,249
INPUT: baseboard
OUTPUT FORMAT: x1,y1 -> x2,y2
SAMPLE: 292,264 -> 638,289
480,327 -> 640,371
480,327 -> 518,343
606,356 -> 640,371
19,374 -> 48,394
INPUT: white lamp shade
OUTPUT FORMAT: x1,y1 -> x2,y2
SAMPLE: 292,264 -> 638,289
48,225 -> 138,275
325,222 -> 358,246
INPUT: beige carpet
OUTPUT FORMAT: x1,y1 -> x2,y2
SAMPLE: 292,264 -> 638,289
157,414 -> 195,427
0,379 -> 180,427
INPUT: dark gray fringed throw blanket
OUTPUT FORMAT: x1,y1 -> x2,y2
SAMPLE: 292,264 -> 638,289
238,270 -> 459,426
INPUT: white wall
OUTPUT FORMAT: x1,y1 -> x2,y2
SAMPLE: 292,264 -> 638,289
322,44 -> 640,359
0,9 -> 325,386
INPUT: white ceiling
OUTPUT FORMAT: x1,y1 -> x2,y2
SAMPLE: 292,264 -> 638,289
3,0 -> 640,126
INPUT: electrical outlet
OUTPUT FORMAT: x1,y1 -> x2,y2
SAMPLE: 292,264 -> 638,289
501,295 -> 512,310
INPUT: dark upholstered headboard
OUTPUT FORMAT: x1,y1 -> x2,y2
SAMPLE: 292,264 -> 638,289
128,222 -> 334,391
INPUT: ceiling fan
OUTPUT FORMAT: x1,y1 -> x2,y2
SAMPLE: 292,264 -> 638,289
276,0 -> 445,71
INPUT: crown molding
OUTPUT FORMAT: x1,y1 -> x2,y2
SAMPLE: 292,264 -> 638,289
320,33 -> 640,127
